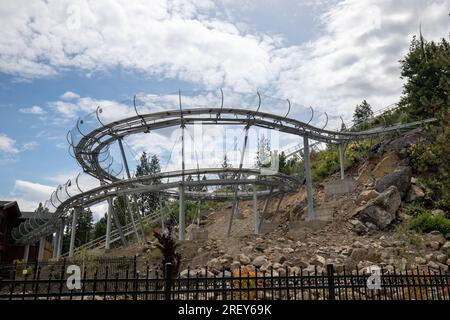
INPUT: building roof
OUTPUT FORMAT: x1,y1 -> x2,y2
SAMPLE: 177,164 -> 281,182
0,200 -> 21,218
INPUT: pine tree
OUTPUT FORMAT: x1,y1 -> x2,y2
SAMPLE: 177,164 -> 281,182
92,213 -> 108,240
76,208 -> 93,246
399,35 -> 450,122
256,134 -> 271,168
353,100 -> 373,124
219,155 -> 232,180
135,152 -> 161,216
278,151 -> 287,174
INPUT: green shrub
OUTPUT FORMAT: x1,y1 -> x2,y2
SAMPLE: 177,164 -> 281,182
401,202 -> 428,216
409,212 -> 450,234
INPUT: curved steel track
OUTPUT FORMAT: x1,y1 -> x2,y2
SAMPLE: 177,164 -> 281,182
12,96 -> 436,245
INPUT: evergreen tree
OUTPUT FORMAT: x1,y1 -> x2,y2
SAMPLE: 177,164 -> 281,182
218,155 -> 232,180
256,134 -> 271,168
186,174 -> 194,191
399,35 -> 450,122
353,100 -> 373,124
34,202 -> 49,214
76,208 -> 93,246
113,196 -> 128,226
134,152 -> 161,216
92,213 -> 108,240
278,151 -> 287,174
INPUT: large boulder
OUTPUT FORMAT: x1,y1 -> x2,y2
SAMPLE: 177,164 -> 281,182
406,184 -> 425,202
357,190 -> 380,204
375,166 -> 412,199
358,186 -> 401,229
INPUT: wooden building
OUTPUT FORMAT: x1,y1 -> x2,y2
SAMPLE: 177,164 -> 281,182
0,201 -> 52,265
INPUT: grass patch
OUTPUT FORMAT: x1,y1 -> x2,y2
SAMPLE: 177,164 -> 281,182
409,212 -> 450,234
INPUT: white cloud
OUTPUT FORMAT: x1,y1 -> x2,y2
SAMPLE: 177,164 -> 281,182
0,133 -> 19,154
19,105 -> 46,115
2,1 -> 449,127
21,141 -> 39,151
60,91 -> 80,100
10,179 -> 55,211
0,0 -> 275,90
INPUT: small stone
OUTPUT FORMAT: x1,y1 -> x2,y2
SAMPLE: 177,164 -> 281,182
436,254 -> 447,264
252,256 -> 267,267
353,241 -> 364,248
237,254 -> 250,265
441,241 -> 450,251
357,189 -> 380,204
414,257 -> 427,265
231,261 -> 241,271
426,241 -> 441,250
282,247 -> 294,254
310,255 -> 327,266
431,209 -> 445,216
272,262 -> 282,269
406,184 -> 425,202
425,253 -> 434,261
428,261 -> 439,269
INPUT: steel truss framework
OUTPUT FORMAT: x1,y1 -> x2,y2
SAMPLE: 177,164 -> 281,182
11,91 -> 436,257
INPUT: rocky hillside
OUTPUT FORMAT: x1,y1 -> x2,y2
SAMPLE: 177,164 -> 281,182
102,128 -> 450,277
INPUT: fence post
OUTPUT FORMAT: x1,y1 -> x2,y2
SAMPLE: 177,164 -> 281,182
327,264 -> 335,301
132,256 -> 137,300
164,263 -> 172,301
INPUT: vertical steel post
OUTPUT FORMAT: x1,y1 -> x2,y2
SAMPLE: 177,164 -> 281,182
69,208 -> 79,258
38,237 -> 45,262
159,193 -> 165,231
227,124 -> 250,237
109,197 -> 128,247
52,230 -> 58,259
23,244 -> 30,264
253,184 -> 259,235
105,198 -> 113,251
178,184 -> 185,240
258,186 -> 274,232
179,119 -> 186,240
56,219 -> 64,258
118,137 -> 145,243
303,136 -> 315,220
338,143 -> 345,180
271,193 -> 285,223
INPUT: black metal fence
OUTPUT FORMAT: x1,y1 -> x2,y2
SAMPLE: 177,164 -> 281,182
0,258 -> 449,300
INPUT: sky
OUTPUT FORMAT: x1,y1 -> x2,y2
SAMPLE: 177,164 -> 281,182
0,0 -> 449,220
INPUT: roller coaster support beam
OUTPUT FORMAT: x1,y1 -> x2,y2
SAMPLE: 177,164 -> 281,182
179,122 -> 186,240
117,137 -> 145,243
105,198 -> 113,251
258,186 -> 274,233
159,194 -> 165,231
23,244 -> 30,263
52,231 -> 58,259
271,193 -> 285,223
69,208 -> 79,258
109,197 -> 128,248
339,143 -> 345,180
253,184 -> 259,235
228,124 -> 250,237
38,236 -> 45,262
303,136 -> 315,219
56,219 -> 64,259
55,219 -> 64,259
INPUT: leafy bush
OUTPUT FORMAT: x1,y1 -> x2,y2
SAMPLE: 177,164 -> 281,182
408,132 -> 450,211
408,141 -> 443,173
409,212 -> 450,234
401,202 -> 428,216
